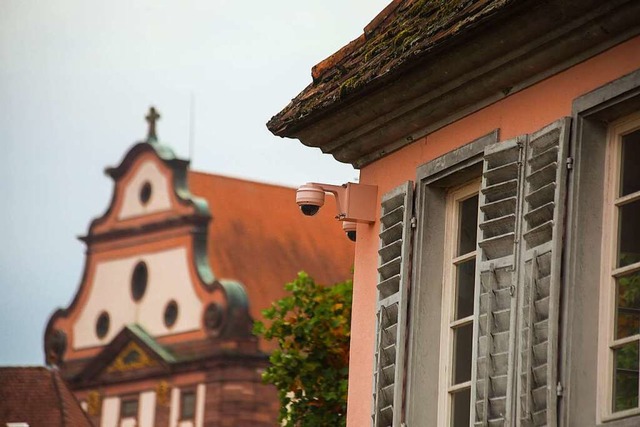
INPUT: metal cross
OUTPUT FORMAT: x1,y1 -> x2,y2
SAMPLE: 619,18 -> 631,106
145,107 -> 160,140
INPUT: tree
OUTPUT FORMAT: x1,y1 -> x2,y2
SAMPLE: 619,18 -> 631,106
253,272 -> 353,427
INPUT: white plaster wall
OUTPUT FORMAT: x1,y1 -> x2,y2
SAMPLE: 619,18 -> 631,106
139,391 -> 156,427
101,397 -> 119,427
169,388 -> 180,427
73,247 -> 202,349
118,160 -> 172,220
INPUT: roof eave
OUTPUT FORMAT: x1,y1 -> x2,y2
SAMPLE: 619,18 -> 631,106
271,0 -> 640,168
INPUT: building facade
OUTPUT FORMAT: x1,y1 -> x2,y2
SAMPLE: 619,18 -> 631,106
44,112 -> 355,427
268,0 -> 640,426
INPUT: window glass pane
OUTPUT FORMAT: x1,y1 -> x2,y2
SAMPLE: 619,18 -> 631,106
453,323 -> 473,384
621,129 -> 640,197
121,399 -> 138,417
616,270 -> 640,339
455,260 -> 476,320
451,387 -> 471,427
458,195 -> 479,256
618,199 -> 640,268
181,391 -> 196,419
613,341 -> 639,412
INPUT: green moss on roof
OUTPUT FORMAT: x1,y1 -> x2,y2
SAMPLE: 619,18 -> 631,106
267,0 -> 516,136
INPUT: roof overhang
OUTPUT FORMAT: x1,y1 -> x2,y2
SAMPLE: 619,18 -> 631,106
269,0 -> 640,168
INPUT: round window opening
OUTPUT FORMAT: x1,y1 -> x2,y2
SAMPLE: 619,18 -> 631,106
131,262 -> 148,302
96,311 -> 110,339
164,300 -> 178,328
204,303 -> 224,331
139,181 -> 152,205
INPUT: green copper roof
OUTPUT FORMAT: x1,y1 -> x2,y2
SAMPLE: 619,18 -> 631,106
125,324 -> 177,363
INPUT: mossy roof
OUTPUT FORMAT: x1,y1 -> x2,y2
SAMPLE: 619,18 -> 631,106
267,0 -> 515,136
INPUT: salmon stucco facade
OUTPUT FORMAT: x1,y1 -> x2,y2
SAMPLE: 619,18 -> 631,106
269,1 -> 640,426
44,110 -> 355,427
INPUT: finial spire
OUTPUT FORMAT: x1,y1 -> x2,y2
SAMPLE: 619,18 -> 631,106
145,106 -> 160,141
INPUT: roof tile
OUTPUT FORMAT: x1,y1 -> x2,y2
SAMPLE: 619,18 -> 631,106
0,367 -> 92,426
268,0 -> 515,136
188,172 -> 355,341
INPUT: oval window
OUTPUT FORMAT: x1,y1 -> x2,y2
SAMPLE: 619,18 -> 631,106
164,300 -> 178,328
204,303 -> 223,331
96,311 -> 110,339
131,262 -> 148,302
139,181 -> 152,205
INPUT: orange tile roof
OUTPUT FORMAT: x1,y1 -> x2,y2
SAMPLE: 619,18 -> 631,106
0,367 -> 92,426
188,172 -> 355,323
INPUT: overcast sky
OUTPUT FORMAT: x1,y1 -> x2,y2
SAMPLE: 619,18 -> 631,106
0,0 -> 389,366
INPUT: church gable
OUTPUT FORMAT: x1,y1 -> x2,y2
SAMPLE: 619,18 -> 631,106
90,142 -> 206,237
87,108 -> 210,237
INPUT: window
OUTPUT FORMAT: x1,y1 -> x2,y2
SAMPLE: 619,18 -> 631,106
572,69 -> 640,426
164,300 -> 178,328
120,397 -> 138,423
403,121 -> 568,426
96,311 -> 110,339
204,302 -> 224,332
438,182 -> 479,427
602,116 -> 640,418
180,390 -> 196,420
131,261 -> 148,302
139,181 -> 152,205
404,131 -> 497,426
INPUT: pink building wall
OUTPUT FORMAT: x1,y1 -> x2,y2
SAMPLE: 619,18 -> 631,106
347,35 -> 640,426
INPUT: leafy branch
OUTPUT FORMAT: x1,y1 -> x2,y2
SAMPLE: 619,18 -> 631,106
253,272 -> 353,427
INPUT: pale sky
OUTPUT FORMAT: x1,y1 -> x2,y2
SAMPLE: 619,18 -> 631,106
0,0 -> 390,365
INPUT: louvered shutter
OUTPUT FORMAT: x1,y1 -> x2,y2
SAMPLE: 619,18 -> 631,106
372,181 -> 414,427
517,118 -> 570,427
472,137 -> 526,427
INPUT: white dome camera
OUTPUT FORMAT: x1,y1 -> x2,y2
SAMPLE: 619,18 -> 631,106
342,221 -> 357,242
296,183 -> 326,216
295,181 -> 377,242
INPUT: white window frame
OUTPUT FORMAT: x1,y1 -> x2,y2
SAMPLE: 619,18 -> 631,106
437,179 -> 480,427
598,111 -> 640,423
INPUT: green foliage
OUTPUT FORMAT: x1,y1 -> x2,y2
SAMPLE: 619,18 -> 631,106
253,272 -> 353,427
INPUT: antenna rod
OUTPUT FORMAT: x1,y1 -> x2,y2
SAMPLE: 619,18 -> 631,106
189,92 -> 195,161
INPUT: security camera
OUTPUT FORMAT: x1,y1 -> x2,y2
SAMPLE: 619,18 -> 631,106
342,221 -> 357,242
296,183 -> 326,216
295,181 -> 377,241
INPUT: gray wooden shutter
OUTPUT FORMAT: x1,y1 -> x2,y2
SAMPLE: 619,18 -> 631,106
472,137 -> 526,427
517,118 -> 570,427
372,181 -> 413,427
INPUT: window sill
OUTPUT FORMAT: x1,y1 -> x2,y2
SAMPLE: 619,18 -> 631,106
601,407 -> 640,423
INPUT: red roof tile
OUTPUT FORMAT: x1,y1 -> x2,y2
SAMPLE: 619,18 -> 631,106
0,367 -> 92,426
188,172 -> 355,324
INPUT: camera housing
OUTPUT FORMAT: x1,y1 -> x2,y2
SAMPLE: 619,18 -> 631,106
295,182 -> 378,241
296,183 -> 326,216
342,221 -> 357,242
